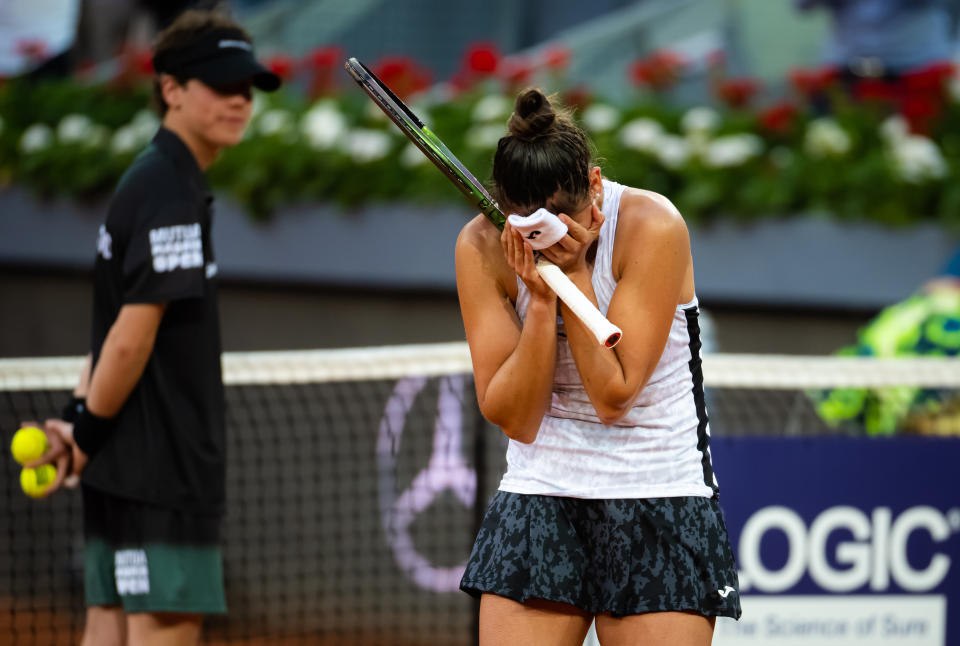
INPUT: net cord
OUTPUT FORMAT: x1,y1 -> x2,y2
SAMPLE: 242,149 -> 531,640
0,344 -> 958,390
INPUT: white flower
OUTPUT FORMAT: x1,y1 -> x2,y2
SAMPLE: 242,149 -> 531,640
889,135 -> 947,183
301,101 -> 346,150
111,126 -> 141,155
656,135 -> 691,169
251,93 -> 268,120
465,124 -> 505,150
472,94 -> 511,122
400,142 -> 428,168
681,107 -> 720,135
804,118 -> 851,158
257,109 -> 294,137
20,124 -> 53,154
618,118 -> 664,153
111,111 -> 158,154
342,128 -> 392,163
57,114 -> 94,143
702,133 -> 764,168
581,104 -> 620,133
880,115 -> 909,143
130,110 -> 159,140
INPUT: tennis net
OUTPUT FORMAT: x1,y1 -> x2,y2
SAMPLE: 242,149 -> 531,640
1,344 -> 958,645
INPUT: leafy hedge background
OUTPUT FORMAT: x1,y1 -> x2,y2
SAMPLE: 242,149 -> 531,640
3,43 -> 960,229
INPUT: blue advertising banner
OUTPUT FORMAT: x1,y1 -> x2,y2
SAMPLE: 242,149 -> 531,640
710,436 -> 959,646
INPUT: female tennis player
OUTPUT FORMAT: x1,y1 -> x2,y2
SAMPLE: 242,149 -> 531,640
456,88 -> 741,646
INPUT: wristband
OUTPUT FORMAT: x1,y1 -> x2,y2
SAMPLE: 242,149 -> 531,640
61,396 -> 86,424
72,407 -> 117,457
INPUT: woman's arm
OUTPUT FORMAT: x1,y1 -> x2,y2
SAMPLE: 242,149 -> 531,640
559,193 -> 691,424
456,218 -> 559,443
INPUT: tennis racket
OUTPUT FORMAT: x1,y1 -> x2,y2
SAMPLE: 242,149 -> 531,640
344,57 -> 622,348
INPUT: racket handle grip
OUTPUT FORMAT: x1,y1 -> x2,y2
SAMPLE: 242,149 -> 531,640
535,259 -> 622,348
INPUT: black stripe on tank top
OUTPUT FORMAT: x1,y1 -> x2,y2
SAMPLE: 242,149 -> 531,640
684,305 -> 718,494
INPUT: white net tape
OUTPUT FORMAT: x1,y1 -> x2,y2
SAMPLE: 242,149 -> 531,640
0,343 -> 958,390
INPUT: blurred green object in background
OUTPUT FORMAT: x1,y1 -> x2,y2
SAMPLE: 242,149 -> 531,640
810,282 -> 960,435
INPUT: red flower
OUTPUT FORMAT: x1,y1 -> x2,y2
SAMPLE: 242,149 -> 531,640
137,49 -> 154,77
563,85 -> 593,112
373,56 -> 432,99
499,55 -> 534,88
788,66 -> 837,97
448,69 -> 473,93
306,46 -> 343,98
759,101 -> 798,134
74,58 -> 96,79
307,46 -> 342,70
110,44 -> 155,88
902,61 -> 954,93
267,55 -> 295,80
465,42 -> 500,75
15,39 -> 48,60
629,50 -> 686,91
853,78 -> 896,103
900,94 -> 942,134
714,77 -> 761,108
543,46 -> 570,72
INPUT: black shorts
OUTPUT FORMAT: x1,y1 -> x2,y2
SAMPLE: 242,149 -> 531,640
460,491 -> 742,619
82,485 -> 226,614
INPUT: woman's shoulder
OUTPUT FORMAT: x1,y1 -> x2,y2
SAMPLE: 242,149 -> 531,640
457,214 -> 503,254
455,214 -> 517,298
616,187 -> 688,240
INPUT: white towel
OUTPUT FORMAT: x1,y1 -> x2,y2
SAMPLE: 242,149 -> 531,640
506,208 -> 568,250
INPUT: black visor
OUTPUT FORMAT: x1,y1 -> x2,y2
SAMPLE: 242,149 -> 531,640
153,27 -> 281,92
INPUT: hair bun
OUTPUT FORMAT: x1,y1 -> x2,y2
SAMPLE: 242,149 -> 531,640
508,88 -> 556,141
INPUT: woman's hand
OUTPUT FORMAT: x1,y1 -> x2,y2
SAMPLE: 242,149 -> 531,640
502,220 -> 555,302
539,204 -> 605,279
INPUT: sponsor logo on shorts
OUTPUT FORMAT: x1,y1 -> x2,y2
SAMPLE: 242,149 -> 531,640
149,223 -> 203,273
717,585 -> 737,598
115,549 -> 150,595
206,262 -> 218,279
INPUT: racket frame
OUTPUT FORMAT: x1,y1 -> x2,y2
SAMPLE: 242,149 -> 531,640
344,57 -> 621,348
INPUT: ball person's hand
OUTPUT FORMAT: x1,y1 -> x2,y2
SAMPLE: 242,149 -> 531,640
24,420 -> 87,496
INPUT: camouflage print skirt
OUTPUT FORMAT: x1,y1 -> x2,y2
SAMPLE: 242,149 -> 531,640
460,491 -> 742,619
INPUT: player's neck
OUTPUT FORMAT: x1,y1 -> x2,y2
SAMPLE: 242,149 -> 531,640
161,117 -> 221,170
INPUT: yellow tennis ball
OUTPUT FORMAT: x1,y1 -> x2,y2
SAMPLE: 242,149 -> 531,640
21,465 -> 57,498
10,426 -> 48,465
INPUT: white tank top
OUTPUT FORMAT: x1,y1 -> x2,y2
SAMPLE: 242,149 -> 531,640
498,179 -> 718,499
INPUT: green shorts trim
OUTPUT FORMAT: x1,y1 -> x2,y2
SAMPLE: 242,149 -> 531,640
84,538 -> 227,614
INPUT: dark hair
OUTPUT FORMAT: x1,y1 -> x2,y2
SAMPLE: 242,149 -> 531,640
492,88 -> 593,214
151,9 -> 252,116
